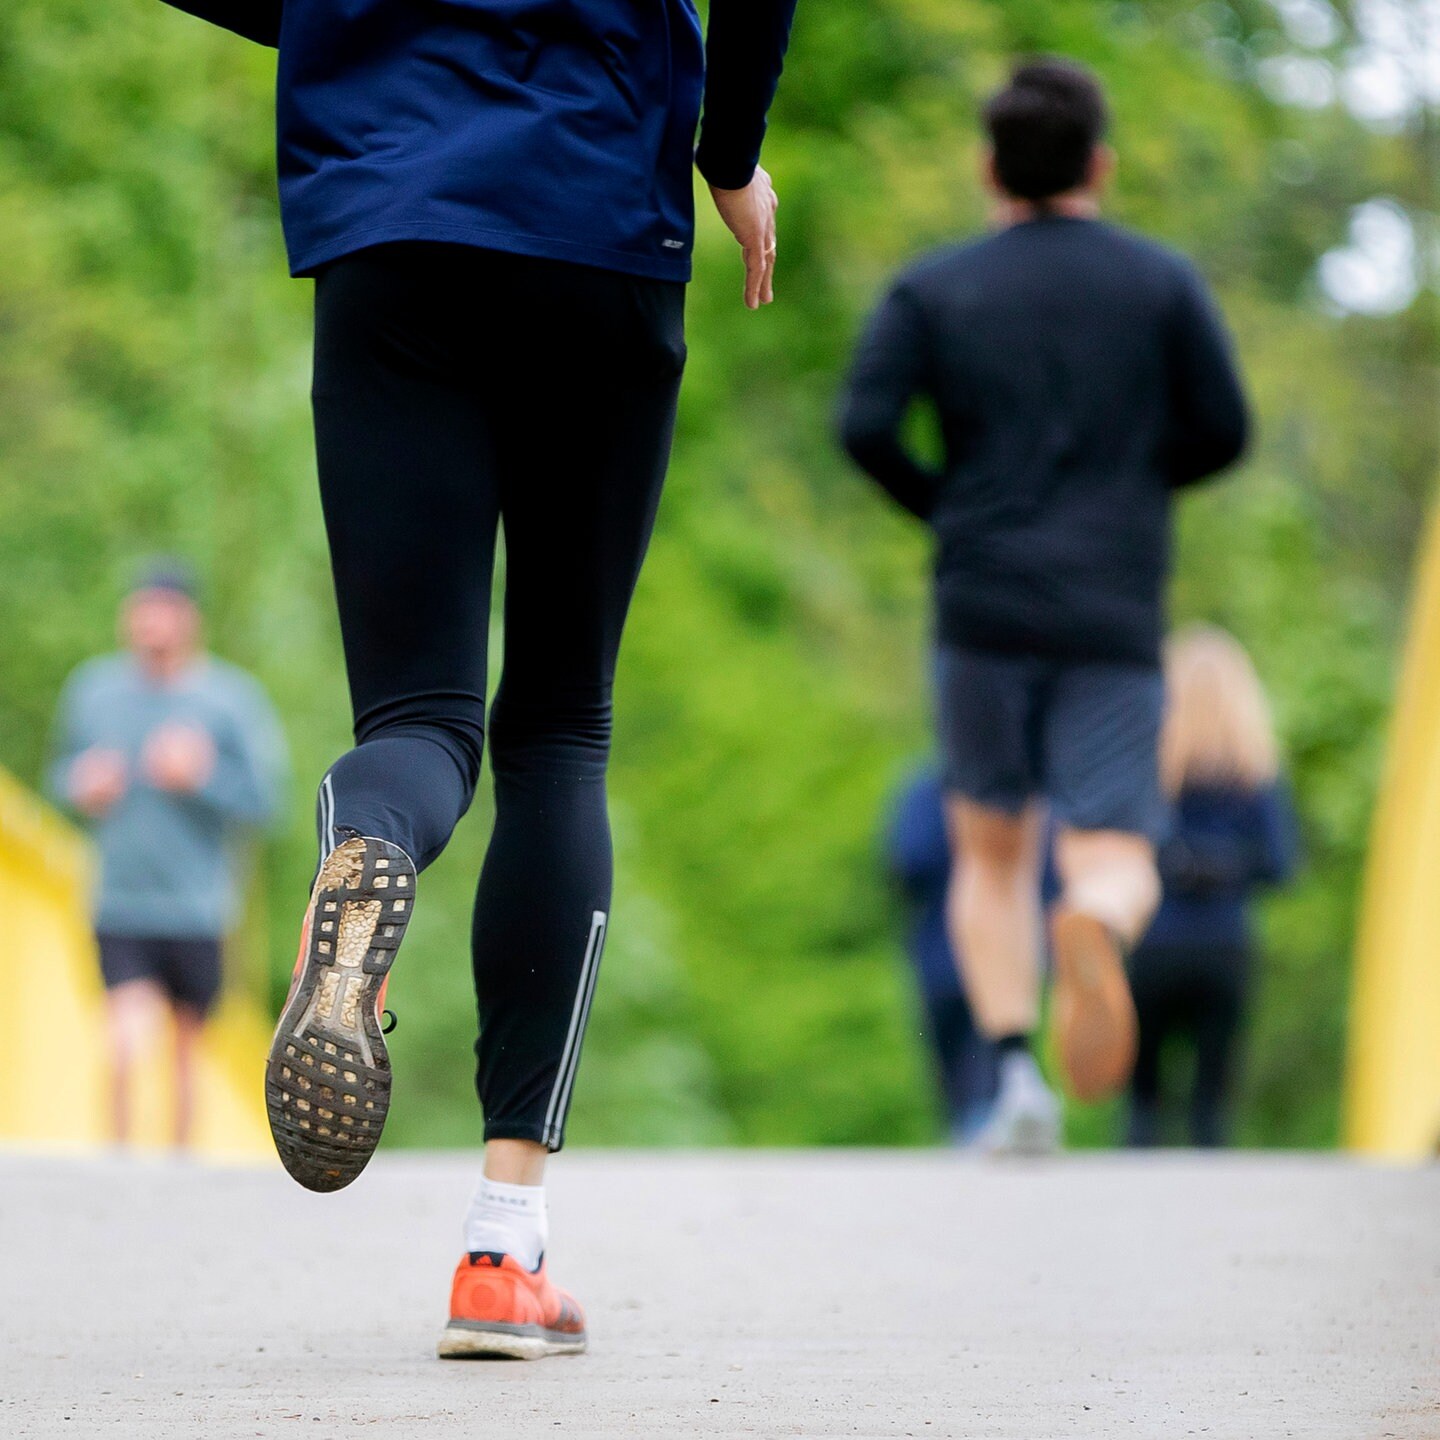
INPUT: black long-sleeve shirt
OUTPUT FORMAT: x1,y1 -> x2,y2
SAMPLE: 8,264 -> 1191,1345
840,216 -> 1249,666
158,0 -> 797,279
696,1 -> 796,189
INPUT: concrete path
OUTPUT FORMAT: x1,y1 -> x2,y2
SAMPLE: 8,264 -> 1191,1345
3,1151 -> 1436,1439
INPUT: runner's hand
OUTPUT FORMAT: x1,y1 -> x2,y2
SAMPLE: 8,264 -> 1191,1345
142,722 -> 216,794
708,167 -> 779,310
69,748 -> 128,816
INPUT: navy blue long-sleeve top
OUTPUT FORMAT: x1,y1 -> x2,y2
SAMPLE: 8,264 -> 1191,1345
158,0 -> 796,281
1140,780 -> 1299,953
840,217 -> 1250,666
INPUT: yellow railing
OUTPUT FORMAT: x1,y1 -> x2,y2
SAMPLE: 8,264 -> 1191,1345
1346,501 -> 1440,1158
0,766 -> 274,1161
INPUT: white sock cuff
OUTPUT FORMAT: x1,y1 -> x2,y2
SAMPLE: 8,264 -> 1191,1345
464,1177 -> 548,1267
474,1177 -> 545,1216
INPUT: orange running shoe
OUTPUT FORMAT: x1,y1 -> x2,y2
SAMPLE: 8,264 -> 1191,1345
1049,905 -> 1138,1102
438,1253 -> 587,1360
264,832 -> 415,1192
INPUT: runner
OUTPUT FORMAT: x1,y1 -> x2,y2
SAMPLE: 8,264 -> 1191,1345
158,0 -> 797,1357
886,764 -> 1000,1144
840,58 -> 1249,1153
48,560 -> 286,1148
1126,625 -> 1298,1148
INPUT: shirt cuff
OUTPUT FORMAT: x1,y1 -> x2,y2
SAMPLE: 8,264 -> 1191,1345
694,142 -> 759,192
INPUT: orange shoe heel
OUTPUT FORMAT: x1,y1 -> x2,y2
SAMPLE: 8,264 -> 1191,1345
438,1253 -> 587,1360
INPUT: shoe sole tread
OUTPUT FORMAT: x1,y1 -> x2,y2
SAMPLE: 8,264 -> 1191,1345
264,835 -> 414,1192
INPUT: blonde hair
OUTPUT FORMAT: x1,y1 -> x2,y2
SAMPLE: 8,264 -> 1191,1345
1161,625 -> 1280,797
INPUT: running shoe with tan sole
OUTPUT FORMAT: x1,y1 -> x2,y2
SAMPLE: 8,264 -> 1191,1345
438,1252 -> 587,1360
1049,905 -> 1138,1102
264,831 -> 415,1192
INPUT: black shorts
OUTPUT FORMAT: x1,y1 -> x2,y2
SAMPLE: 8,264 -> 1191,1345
96,934 -> 224,1017
934,644 -> 1165,839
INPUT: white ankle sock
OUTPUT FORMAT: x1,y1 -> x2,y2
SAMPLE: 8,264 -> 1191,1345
464,1177 -> 548,1271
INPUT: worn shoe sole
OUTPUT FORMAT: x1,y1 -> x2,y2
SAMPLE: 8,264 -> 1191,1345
264,835 -> 415,1192
437,1321 -> 588,1361
1050,907 -> 1137,1103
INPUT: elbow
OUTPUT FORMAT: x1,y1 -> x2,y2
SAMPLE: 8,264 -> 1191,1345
1214,386 -> 1255,471
1173,411 -> 1252,487
1216,404 -> 1252,472
837,401 -> 884,472
1203,399 -> 1253,476
1270,850 -> 1301,888
837,397 -> 866,459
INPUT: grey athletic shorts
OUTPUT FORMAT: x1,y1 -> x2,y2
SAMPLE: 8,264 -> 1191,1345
934,644 -> 1165,839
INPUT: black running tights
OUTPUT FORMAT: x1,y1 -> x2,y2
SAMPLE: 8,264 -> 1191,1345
1124,942 -> 1249,1148
310,242 -> 685,1151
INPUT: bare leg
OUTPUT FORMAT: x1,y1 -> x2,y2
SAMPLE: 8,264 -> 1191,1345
946,799 -> 1046,1039
484,1138 -> 548,1186
442,1136 -> 583,1360
1049,828 -> 1159,1101
462,1137 -> 550,1268
1055,827 -> 1160,946
104,980 -> 165,1145
172,1004 -> 205,1150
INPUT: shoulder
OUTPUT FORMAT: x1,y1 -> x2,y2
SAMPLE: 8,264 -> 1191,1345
1107,227 -> 1219,317
876,238 -> 1005,328
1090,223 -> 1200,286
892,236 -> 999,293
61,653 -> 130,702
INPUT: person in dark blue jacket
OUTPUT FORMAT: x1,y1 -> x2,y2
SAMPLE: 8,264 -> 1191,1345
1126,626 -> 1299,1148
153,0 -> 797,1358
887,768 -> 1000,1142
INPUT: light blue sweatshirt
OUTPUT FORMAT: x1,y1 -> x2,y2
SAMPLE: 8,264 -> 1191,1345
48,653 -> 287,939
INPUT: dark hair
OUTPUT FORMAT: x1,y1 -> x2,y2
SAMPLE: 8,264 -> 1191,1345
131,555 -> 199,601
983,58 -> 1109,202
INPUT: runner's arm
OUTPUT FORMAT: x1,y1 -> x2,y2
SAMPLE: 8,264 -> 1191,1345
694,0 -> 799,191
1253,778 -> 1301,886
698,2 -> 798,308
887,774 -> 951,894
45,671 -> 92,810
184,685 -> 289,827
839,282 -> 942,521
1165,262 -> 1250,488
156,0 -> 282,48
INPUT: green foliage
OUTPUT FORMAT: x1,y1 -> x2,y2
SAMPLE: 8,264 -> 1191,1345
0,0 -> 1432,1149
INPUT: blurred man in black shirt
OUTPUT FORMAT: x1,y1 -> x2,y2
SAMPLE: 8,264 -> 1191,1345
841,58 -> 1248,1152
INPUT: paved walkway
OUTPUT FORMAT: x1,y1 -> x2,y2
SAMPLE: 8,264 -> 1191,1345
3,1151 -> 1436,1439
